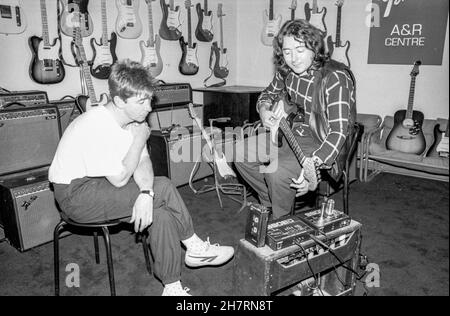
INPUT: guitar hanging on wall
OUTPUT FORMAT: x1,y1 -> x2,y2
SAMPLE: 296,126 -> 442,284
261,0 -> 282,47
140,0 -> 163,77
427,118 -> 449,158
327,0 -> 350,68
304,0 -> 326,35
0,0 -> 27,34
90,0 -> 117,80
159,0 -> 182,41
29,0 -> 65,84
115,0 -> 142,39
72,16 -> 106,113
386,61 -> 426,155
195,0 -> 213,42
178,0 -> 199,76
59,0 -> 93,38
289,0 -> 297,21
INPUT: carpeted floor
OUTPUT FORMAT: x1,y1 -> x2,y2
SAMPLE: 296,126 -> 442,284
0,173 -> 448,296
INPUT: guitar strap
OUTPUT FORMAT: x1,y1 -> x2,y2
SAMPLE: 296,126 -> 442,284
203,45 -> 226,88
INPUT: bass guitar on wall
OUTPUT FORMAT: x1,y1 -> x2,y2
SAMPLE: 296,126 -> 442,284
140,0 -> 163,77
59,0 -> 93,38
0,0 -> 27,34
179,0 -> 199,76
159,0 -> 182,41
326,0 -> 350,68
304,0 -> 326,35
261,0 -> 282,47
115,0 -> 142,39
386,61 -> 426,155
90,0 -> 117,80
195,0 -> 213,42
29,0 -> 65,84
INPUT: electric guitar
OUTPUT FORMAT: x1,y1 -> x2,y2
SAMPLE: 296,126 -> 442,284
427,118 -> 449,158
304,0 -> 326,35
269,99 -> 318,191
159,0 -> 182,41
386,61 -> 426,155
0,0 -> 26,34
115,0 -> 142,39
140,0 -> 163,77
29,0 -> 65,84
289,0 -> 297,21
195,0 -> 213,42
72,21 -> 106,113
188,103 -> 236,179
261,0 -> 282,47
210,3 -> 228,80
178,0 -> 199,76
90,0 -> 117,80
59,0 -> 93,38
326,0 -> 350,68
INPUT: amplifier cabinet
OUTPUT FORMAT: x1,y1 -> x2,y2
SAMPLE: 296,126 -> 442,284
0,168 -> 64,252
233,220 -> 362,296
0,106 -> 61,176
0,90 -> 48,109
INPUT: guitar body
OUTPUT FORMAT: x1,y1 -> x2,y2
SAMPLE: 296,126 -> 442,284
28,36 -> 65,84
59,0 -> 93,37
327,37 -> 351,68
139,35 -> 163,78
211,42 -> 228,79
195,2 -> 213,42
261,11 -> 282,46
115,0 -> 142,39
178,37 -> 199,76
90,32 -> 117,80
0,0 -> 26,34
386,110 -> 426,154
427,124 -> 443,158
159,0 -> 182,40
304,3 -> 327,34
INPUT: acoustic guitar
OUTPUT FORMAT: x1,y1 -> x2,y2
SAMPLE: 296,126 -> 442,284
29,0 -> 65,84
159,0 -> 182,41
90,0 -> 117,80
115,0 -> 142,39
178,0 -> 199,76
59,0 -> 93,38
261,0 -> 282,47
427,118 -> 449,158
0,0 -> 26,34
304,0 -> 326,35
326,0 -> 350,68
386,61 -> 426,155
140,0 -> 163,77
195,0 -> 213,42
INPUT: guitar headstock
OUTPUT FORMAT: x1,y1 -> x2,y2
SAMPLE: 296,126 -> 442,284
184,0 -> 193,9
335,0 -> 345,7
410,60 -> 421,77
217,3 -> 224,17
289,0 -> 297,10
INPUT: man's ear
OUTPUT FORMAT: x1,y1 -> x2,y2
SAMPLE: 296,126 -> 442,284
113,96 -> 126,109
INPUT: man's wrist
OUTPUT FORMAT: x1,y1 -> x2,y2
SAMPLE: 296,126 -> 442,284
140,189 -> 154,198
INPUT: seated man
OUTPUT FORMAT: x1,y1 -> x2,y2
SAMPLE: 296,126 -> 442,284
49,59 -> 234,296
235,19 -> 356,219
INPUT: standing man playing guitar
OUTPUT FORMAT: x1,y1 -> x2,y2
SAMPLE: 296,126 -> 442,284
49,59 -> 234,296
235,19 -> 356,219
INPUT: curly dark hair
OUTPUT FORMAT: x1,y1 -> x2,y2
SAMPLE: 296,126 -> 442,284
273,19 -> 328,77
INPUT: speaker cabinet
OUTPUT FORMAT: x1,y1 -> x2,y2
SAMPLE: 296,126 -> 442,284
0,106 -> 61,175
0,168 -> 64,252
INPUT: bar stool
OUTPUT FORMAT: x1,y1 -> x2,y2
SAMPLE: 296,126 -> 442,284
53,212 -> 153,296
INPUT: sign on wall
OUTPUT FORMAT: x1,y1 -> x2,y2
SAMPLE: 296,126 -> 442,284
368,0 -> 448,65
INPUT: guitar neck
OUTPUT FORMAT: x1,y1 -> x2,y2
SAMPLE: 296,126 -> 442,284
406,76 -> 416,119
219,15 -> 224,51
101,0 -> 108,45
335,5 -> 342,45
279,118 -> 307,165
204,0 -> 208,13
291,9 -> 295,21
269,0 -> 274,20
147,0 -> 155,44
40,0 -> 50,46
187,6 -> 192,47
169,0 -> 174,10
75,28 -> 97,103
312,0 -> 318,13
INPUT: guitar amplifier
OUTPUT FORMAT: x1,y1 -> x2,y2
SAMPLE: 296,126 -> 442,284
49,98 -> 81,132
0,90 -> 48,109
152,83 -> 192,109
0,106 -> 61,176
0,167 -> 66,252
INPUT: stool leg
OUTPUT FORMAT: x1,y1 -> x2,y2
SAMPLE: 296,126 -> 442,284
140,233 -> 153,275
101,227 -> 115,296
93,231 -> 100,264
53,221 -> 66,296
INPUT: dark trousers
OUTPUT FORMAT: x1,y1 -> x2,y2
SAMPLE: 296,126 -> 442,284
234,126 -> 319,219
53,176 -> 195,285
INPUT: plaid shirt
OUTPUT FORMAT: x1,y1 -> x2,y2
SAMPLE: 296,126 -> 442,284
257,69 -> 355,166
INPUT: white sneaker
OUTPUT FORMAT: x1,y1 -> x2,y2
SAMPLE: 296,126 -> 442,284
185,237 -> 234,268
162,282 -> 191,296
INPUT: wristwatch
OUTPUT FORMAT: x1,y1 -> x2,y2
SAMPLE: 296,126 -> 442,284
140,189 -> 155,198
